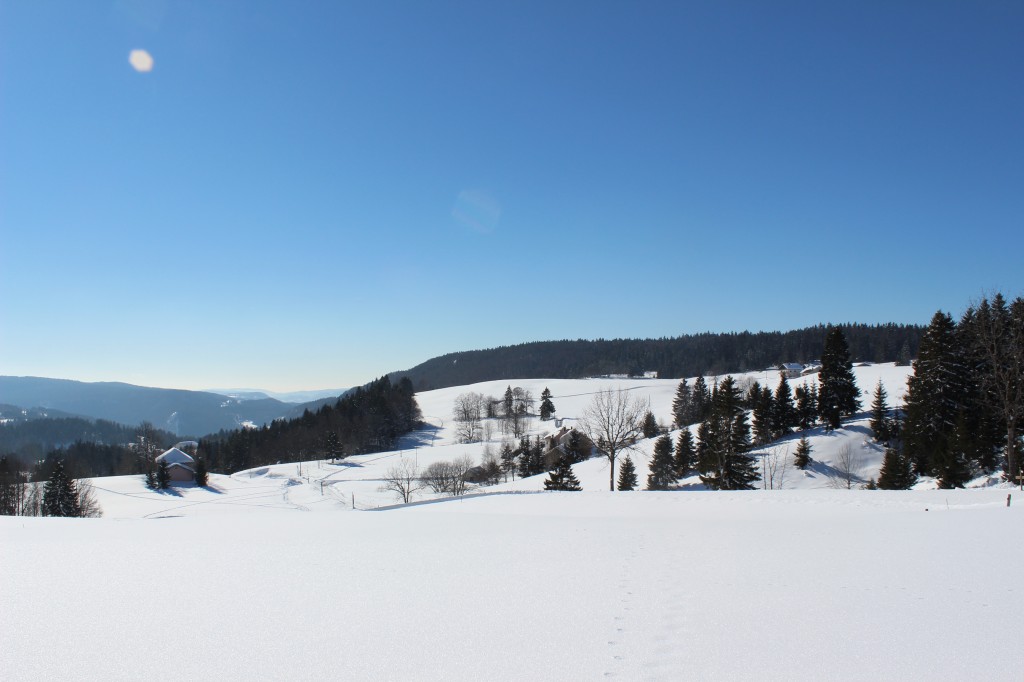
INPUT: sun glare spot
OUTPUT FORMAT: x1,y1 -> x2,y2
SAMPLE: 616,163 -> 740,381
129,49 -> 154,73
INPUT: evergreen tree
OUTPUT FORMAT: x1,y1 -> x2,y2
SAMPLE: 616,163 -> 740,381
934,411 -> 973,489
771,375 -> 796,437
817,327 -> 861,430
877,448 -> 916,489
503,385 -> 515,417
691,376 -> 712,422
752,387 -> 774,446
43,460 -> 80,517
323,431 -> 343,461
539,387 -> 556,421
745,381 -> 763,410
646,435 -> 675,490
500,442 -> 517,481
544,453 -> 581,491
156,459 -> 171,489
869,380 -> 891,443
194,458 -> 209,487
516,436 -> 546,478
896,340 -> 912,366
564,429 -> 591,463
144,468 -> 156,490
795,382 -> 819,430
617,455 -> 638,491
696,376 -> 759,490
641,411 -> 659,439
671,379 -> 692,428
793,435 -> 812,470
902,311 -> 966,475
673,429 -> 695,479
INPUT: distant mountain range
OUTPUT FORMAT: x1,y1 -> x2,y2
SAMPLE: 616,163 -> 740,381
0,377 -> 347,438
204,388 -> 349,404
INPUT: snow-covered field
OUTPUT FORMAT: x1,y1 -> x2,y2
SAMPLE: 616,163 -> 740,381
3,364 -> 1022,680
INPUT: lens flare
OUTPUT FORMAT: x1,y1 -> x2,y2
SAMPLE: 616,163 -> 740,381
129,49 -> 154,72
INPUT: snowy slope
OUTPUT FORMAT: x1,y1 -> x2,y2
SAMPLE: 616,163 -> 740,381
79,363 -> 955,519
2,489 -> 1021,681
5,363 -> 1024,680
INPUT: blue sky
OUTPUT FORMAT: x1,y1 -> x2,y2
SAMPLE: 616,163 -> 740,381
1,1 -> 1022,392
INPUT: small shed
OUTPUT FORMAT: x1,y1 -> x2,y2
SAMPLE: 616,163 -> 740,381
156,447 -> 196,483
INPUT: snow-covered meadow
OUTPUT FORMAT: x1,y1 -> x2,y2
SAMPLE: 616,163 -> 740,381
3,364 -> 1022,680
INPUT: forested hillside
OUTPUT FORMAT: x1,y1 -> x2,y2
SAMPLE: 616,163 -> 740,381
200,376 -> 421,473
391,323 -> 923,391
0,417 -> 177,462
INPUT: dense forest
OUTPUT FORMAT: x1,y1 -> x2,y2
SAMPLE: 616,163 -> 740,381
0,417 -> 177,463
199,376 -> 421,474
390,323 -> 924,391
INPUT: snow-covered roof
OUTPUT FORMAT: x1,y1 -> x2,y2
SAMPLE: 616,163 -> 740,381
156,447 -> 195,464
780,363 -> 804,370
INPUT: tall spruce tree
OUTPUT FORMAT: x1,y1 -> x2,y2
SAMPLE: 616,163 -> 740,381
771,375 -> 796,437
194,458 -> 209,487
156,459 -> 171,489
641,411 -> 659,439
745,381 -> 763,409
793,435 -> 812,470
539,387 -> 556,421
696,376 -> 759,490
646,435 -> 675,490
691,376 -> 712,422
877,447 -> 916,489
968,295 -> 1024,481
817,327 -> 861,430
43,460 -> 80,517
544,453 -> 581,491
934,411 -> 973,488
564,429 -> 590,463
673,429 -> 695,479
617,455 -> 638,491
902,311 -> 966,476
672,379 -> 693,428
869,380 -> 891,443
752,388 -> 774,446
500,442 -> 517,481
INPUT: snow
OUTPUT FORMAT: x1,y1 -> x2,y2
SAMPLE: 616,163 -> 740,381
3,363 -> 1022,680
2,489 -> 1021,680
154,447 -> 194,465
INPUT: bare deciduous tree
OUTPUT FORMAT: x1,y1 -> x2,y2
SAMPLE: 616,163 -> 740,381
379,459 -> 423,503
580,388 -> 648,491
420,456 -> 475,496
76,478 -> 102,518
453,392 -> 484,443
828,444 -> 861,489
761,445 -> 790,490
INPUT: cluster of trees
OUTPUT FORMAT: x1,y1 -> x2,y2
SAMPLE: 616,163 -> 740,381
653,327 -> 862,491
201,376 -> 421,474
672,326 -> 860,444
0,457 -> 100,517
452,386 -> 556,444
877,295 -> 1024,489
392,324 -> 922,391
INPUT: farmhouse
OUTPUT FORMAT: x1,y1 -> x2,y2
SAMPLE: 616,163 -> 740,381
779,363 -> 805,378
155,447 -> 196,483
